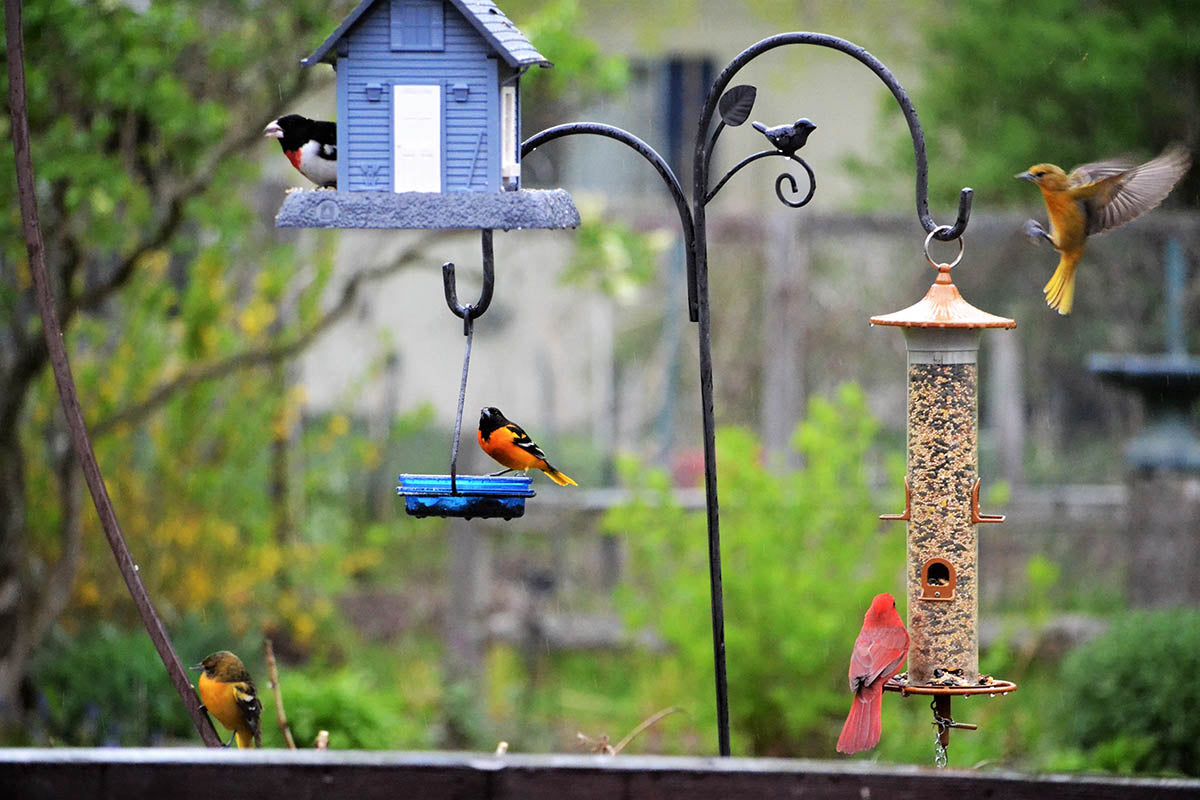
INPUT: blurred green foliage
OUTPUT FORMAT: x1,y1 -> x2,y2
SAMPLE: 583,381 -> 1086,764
1057,609 -> 1200,776
560,201 -> 674,299
914,0 -> 1200,206
607,384 -> 906,755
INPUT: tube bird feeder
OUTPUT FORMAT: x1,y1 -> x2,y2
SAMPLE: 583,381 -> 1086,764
870,231 -> 1017,762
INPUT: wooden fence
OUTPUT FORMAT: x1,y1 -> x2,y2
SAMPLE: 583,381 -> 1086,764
3,750 -> 1198,800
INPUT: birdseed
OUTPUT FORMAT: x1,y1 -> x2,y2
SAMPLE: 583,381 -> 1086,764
905,362 -> 978,686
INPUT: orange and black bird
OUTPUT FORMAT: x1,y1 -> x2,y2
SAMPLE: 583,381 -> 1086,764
1017,145 -> 1190,315
193,650 -> 262,748
478,406 -> 577,486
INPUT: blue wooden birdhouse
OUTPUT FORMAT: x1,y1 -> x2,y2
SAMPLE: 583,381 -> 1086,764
275,0 -> 578,230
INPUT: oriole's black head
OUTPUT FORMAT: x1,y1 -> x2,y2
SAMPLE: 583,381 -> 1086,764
479,406 -> 509,436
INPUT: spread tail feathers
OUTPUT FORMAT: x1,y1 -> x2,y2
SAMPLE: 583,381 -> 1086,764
836,687 -> 882,754
542,465 -> 577,486
1043,253 -> 1079,315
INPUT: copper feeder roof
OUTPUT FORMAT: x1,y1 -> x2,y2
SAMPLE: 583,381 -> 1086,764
870,234 -> 1015,330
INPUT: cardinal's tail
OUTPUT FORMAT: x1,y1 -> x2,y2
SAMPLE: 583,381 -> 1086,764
1043,251 -> 1081,315
541,464 -> 577,487
836,684 -> 883,754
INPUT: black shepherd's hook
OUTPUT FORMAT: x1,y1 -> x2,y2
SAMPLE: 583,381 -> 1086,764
443,229 -> 495,493
443,228 -> 495,335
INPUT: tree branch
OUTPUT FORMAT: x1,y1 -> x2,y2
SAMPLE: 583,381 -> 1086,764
29,439 -> 83,648
74,71 -> 316,314
264,638 -> 297,749
92,231 -> 444,437
1,61 -> 319,436
5,0 -> 223,747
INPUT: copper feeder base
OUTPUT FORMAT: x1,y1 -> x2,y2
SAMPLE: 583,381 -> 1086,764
883,673 -> 1018,696
883,674 -> 1017,756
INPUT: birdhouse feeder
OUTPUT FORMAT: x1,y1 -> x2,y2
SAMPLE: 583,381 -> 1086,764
274,0 -> 579,230
870,231 -> 1017,756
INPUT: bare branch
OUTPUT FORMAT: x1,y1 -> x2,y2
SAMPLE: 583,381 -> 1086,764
578,707 -> 686,756
264,638 -> 297,749
74,71 -> 317,314
29,441 -> 84,646
92,231 -> 444,437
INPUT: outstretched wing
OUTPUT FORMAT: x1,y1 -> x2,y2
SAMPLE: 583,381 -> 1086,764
1071,147 -> 1190,235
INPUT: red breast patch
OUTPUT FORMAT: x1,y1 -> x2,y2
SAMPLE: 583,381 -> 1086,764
285,150 -> 302,171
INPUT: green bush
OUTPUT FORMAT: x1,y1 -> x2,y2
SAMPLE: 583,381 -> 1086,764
1058,609 -> 1200,776
28,616 -> 254,746
607,384 -> 905,756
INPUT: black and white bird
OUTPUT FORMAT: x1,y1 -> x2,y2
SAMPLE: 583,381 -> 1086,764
751,118 -> 816,156
263,114 -> 337,188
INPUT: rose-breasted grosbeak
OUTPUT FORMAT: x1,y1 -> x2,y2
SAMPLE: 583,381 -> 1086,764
263,114 -> 337,188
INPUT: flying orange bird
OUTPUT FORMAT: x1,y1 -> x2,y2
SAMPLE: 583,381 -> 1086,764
478,406 -> 577,486
1017,145 -> 1189,315
836,592 -> 908,755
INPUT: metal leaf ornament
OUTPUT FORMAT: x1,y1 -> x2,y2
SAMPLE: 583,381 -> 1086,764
718,85 -> 757,126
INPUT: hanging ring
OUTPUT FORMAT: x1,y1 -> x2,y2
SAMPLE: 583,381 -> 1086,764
924,226 -> 964,269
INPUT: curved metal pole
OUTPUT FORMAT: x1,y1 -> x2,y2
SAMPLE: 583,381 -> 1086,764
4,0 -> 222,747
685,33 -> 971,759
524,32 -> 974,760
694,32 -> 972,241
522,122 -> 731,755
522,123 -> 699,322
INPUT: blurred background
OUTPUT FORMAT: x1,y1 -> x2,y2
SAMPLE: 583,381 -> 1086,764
2,0 -> 1199,775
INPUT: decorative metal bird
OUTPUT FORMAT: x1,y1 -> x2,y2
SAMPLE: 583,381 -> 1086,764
751,118 -> 816,156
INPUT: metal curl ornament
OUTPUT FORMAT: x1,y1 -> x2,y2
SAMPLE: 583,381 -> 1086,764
705,150 -> 816,209
774,156 -> 816,208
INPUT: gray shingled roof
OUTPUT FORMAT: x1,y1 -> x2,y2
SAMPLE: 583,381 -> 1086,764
303,0 -> 552,69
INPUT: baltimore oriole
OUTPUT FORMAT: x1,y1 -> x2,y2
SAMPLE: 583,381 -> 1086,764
478,406 -> 577,486
1017,145 -> 1190,315
193,650 -> 262,748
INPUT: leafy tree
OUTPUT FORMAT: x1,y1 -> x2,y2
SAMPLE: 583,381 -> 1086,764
0,0 -> 373,730
913,0 -> 1200,206
1,0 -> 631,739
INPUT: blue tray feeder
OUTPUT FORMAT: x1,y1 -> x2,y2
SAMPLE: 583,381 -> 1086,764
397,473 -> 534,519
395,230 -> 536,519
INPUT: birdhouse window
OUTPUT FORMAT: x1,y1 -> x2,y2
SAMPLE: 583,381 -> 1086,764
390,0 -> 444,51
392,84 -> 442,192
500,84 -> 518,186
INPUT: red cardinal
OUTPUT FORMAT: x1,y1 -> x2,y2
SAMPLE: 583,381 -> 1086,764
836,592 -> 909,755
